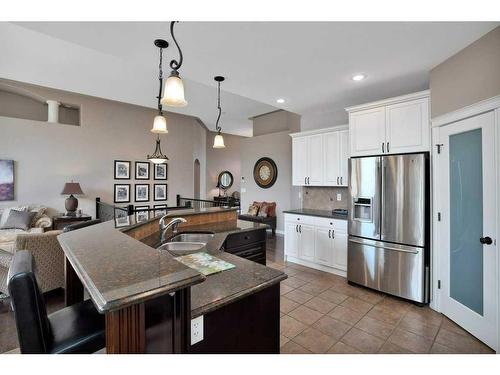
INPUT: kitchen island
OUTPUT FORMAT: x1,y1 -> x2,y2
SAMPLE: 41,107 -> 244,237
57,207 -> 286,354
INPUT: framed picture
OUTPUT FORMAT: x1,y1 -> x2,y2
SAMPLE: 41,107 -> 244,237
154,184 -> 167,201
134,184 -> 150,202
114,184 -> 130,203
153,204 -> 167,217
134,205 -> 150,222
114,215 -> 131,228
154,163 -> 167,180
114,160 -> 130,180
135,161 -> 150,180
0,160 -> 14,201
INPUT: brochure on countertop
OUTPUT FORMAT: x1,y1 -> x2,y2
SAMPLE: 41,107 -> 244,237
175,252 -> 235,275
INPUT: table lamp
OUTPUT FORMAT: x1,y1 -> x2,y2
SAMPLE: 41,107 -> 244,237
61,181 -> 84,216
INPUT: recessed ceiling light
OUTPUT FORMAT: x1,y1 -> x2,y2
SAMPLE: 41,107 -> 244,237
352,74 -> 366,82
276,98 -> 285,104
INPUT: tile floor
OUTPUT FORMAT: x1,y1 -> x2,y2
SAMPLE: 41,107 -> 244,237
0,234 -> 495,354
266,234 -> 494,354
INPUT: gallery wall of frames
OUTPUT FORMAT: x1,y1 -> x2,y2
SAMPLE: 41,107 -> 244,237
113,160 -> 168,222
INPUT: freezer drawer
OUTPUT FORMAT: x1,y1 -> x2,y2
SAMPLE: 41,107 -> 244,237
347,237 -> 427,303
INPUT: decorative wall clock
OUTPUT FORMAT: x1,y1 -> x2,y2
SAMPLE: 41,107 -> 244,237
253,157 -> 278,189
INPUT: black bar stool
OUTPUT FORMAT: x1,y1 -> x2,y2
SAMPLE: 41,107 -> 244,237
8,251 -> 105,354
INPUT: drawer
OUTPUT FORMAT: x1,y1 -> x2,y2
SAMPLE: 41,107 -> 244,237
225,229 -> 266,249
230,242 -> 265,257
313,217 -> 347,231
284,213 -> 315,225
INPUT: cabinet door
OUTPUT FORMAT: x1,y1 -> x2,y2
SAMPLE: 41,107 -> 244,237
385,98 -> 430,154
292,137 -> 308,185
339,130 -> 349,186
298,224 -> 315,262
285,222 -> 299,258
349,107 -> 386,157
323,132 -> 340,186
332,229 -> 348,271
307,134 -> 324,185
314,227 -> 334,266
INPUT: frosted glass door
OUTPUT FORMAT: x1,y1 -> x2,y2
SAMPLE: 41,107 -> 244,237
438,111 -> 497,351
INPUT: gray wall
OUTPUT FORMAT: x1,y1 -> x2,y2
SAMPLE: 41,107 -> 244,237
0,79 -> 207,217
252,110 -> 301,136
430,26 -> 500,118
240,130 -> 301,233
205,131 -> 242,198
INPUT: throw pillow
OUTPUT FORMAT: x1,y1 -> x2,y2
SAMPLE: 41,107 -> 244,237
28,205 -> 47,228
247,204 -> 259,216
1,210 -> 36,231
261,202 -> 276,217
257,205 -> 268,217
0,206 -> 28,227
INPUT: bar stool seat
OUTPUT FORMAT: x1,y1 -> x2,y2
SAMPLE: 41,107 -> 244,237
8,250 -> 105,354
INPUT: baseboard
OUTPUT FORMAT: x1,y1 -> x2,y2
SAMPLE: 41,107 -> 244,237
285,255 -> 347,278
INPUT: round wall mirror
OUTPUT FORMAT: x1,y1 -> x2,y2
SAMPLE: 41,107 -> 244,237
218,171 -> 233,190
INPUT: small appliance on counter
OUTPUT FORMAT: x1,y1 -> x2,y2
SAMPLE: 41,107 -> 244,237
347,153 -> 430,305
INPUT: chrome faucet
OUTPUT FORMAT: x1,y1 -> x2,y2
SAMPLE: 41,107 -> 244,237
159,216 -> 187,234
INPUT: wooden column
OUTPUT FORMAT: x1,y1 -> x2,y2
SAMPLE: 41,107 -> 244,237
105,303 -> 145,354
64,257 -> 84,306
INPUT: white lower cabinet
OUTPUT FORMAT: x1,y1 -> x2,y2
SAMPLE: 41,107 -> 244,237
284,213 -> 347,276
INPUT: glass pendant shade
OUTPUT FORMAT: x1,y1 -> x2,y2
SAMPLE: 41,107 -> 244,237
151,115 -> 168,133
161,72 -> 187,107
213,133 -> 226,149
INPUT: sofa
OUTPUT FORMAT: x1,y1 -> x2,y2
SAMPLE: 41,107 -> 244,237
0,205 -> 61,296
238,201 -> 277,236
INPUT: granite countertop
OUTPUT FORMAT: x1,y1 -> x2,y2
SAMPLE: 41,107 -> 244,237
140,219 -> 287,318
58,219 -> 205,313
283,208 -> 348,221
58,209 -> 286,316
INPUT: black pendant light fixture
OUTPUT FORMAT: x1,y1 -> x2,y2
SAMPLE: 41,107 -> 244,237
148,39 -> 169,164
212,76 -> 226,149
161,21 -> 188,107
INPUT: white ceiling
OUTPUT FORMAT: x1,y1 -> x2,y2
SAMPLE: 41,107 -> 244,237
4,21 -> 499,135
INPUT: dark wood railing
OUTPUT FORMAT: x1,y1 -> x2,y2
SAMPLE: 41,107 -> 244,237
176,195 -> 240,210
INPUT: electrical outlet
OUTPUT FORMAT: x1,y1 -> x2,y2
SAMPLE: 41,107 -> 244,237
336,193 -> 342,201
191,315 -> 204,345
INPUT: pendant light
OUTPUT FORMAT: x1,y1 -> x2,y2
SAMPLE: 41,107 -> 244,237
148,39 -> 169,164
212,76 -> 226,149
161,21 -> 188,107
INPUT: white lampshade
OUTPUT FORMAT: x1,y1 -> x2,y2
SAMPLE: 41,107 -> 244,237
161,73 -> 187,107
149,157 -> 168,164
151,115 -> 168,133
213,133 -> 226,149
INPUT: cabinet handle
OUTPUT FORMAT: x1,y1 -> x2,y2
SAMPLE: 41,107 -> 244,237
299,225 -> 302,233
332,230 -> 335,239
296,225 -> 298,233
307,177 -> 310,185
328,229 -> 331,238
340,177 -> 343,185
382,142 -> 385,153
304,177 -> 307,185
387,142 -> 390,153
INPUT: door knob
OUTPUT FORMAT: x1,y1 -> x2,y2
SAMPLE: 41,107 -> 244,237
480,237 -> 493,245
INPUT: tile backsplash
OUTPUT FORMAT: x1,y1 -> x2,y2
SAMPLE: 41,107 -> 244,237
302,186 -> 349,211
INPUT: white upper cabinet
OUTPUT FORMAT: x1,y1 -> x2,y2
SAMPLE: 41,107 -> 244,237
385,98 -> 429,154
349,107 -> 386,156
291,126 -> 348,187
307,135 -> 324,185
292,137 -> 307,185
323,131 -> 340,185
347,91 -> 430,157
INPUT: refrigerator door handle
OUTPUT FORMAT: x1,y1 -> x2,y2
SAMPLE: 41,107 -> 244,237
348,238 -> 419,254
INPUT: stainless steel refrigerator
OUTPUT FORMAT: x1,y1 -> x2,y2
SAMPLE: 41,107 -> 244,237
347,153 -> 430,304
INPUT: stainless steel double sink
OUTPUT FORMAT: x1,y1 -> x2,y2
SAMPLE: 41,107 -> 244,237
157,232 -> 215,256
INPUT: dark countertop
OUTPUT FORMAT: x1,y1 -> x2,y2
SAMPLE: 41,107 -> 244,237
283,208 -> 348,221
141,220 -> 287,318
58,209 -> 286,315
